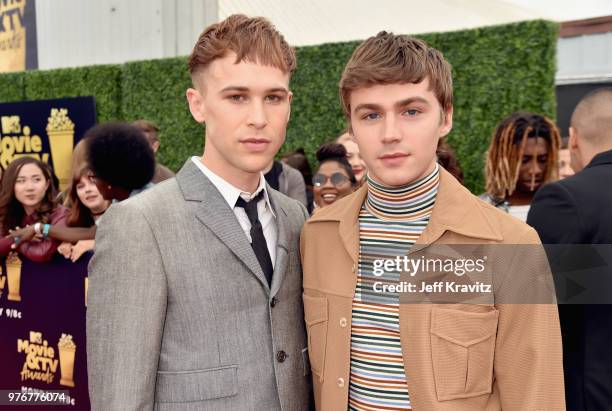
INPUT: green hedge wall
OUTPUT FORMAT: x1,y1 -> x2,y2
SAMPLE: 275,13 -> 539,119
121,57 -> 202,170
0,72 -> 25,102
0,19 -> 558,193
24,65 -> 122,123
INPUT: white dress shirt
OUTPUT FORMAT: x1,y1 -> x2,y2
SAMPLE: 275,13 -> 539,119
191,156 -> 277,268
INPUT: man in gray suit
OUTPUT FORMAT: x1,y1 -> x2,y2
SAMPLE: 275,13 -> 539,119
87,14 -> 312,410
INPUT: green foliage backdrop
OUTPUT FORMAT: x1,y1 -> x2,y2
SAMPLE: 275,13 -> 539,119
24,65 -> 122,122
0,20 -> 558,193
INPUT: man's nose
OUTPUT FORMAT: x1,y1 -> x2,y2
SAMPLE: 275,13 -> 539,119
248,100 -> 268,129
381,115 -> 401,144
530,161 -> 543,175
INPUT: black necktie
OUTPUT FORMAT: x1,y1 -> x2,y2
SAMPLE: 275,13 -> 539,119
235,190 -> 274,286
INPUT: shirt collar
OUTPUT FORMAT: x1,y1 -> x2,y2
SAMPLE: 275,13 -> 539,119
191,156 -> 275,218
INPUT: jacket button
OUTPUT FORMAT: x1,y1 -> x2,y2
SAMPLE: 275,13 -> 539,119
270,297 -> 277,307
339,317 -> 347,328
337,377 -> 345,388
352,264 -> 356,273
276,350 -> 287,363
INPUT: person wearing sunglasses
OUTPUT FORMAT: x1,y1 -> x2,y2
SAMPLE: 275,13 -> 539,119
312,143 -> 357,210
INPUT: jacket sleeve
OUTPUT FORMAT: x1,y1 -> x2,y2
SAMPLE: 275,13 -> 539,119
527,182 -> 582,244
0,236 -> 15,257
86,202 -> 166,411
493,227 -> 565,410
17,210 -> 68,262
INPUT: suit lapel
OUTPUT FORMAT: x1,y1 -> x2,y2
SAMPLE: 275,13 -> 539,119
268,190 -> 291,298
194,203 -> 270,291
176,160 -> 270,292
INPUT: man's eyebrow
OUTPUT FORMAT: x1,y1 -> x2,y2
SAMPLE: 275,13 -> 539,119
219,86 -> 249,93
394,97 -> 430,108
219,86 -> 289,93
353,97 -> 431,113
353,103 -> 383,112
267,87 -> 289,94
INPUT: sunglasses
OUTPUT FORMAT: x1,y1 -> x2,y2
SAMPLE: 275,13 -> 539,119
313,172 -> 350,187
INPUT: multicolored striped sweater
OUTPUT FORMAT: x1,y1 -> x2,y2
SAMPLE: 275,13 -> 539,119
349,165 -> 439,411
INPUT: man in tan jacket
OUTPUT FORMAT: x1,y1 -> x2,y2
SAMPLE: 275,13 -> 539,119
300,32 -> 565,410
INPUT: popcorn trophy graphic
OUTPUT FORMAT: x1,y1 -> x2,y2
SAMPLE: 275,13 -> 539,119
46,108 -> 75,191
58,334 -> 76,387
6,252 -> 22,302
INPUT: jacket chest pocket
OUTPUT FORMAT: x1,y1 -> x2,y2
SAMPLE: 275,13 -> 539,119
303,293 -> 328,380
430,307 -> 499,401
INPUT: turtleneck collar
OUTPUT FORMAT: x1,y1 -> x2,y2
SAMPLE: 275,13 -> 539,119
365,163 -> 440,221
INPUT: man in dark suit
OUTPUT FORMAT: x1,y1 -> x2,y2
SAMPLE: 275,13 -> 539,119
528,87 -> 612,410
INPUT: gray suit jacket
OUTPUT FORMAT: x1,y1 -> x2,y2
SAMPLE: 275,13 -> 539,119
87,160 -> 312,410
278,162 -> 307,208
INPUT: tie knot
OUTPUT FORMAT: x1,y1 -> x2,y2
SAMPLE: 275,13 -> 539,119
235,190 -> 265,221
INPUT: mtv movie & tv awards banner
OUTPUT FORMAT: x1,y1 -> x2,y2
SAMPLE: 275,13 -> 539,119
0,96 -> 96,190
0,0 -> 38,72
0,96 -> 95,409
0,253 -> 92,410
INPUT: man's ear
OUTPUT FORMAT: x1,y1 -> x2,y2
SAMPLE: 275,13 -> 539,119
286,91 -> 293,123
186,87 -> 206,124
569,126 -> 579,150
440,106 -> 453,137
151,141 -> 160,154
568,126 -> 584,172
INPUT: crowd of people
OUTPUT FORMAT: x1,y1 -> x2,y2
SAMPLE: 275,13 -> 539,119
0,108 -> 574,260
0,121 -> 169,264
2,12 -> 611,411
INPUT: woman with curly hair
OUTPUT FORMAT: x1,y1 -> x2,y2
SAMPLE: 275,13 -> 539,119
312,142 -> 358,210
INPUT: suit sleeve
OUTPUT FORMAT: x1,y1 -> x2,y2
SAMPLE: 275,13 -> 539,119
527,182 -> 582,244
87,202 -> 167,411
494,227 -> 565,410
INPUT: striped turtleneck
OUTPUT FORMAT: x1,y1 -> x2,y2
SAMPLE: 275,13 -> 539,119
349,164 -> 439,411
365,164 -> 440,221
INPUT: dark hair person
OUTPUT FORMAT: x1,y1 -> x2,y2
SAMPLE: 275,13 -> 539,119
0,157 -> 69,262
483,112 -> 561,221
281,147 -> 314,213
57,164 -> 111,262
437,139 -> 464,184
313,142 -> 357,209
67,165 -> 110,227
8,122 -> 156,246
86,122 -> 156,201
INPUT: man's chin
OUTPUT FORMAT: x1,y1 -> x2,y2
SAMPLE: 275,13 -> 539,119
240,160 -> 275,174
371,173 -> 418,187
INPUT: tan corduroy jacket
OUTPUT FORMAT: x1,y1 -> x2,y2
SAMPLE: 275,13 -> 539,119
300,168 -> 565,410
